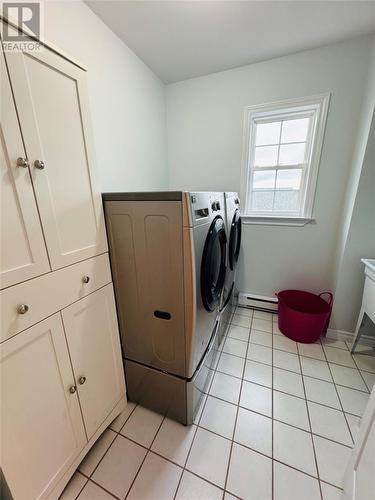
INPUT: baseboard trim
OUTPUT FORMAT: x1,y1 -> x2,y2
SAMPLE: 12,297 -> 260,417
326,328 -> 354,342
326,328 -> 375,348
237,294 -> 374,348
238,292 -> 278,312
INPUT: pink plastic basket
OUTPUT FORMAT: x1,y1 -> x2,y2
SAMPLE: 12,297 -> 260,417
276,290 -> 333,344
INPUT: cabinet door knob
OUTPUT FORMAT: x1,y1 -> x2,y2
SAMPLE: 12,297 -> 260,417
17,157 -> 29,168
17,304 -> 29,314
34,160 -> 45,170
82,275 -> 90,284
78,376 -> 86,385
69,385 -> 77,394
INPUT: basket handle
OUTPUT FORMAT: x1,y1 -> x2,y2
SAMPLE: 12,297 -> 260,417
319,292 -> 333,336
319,292 -> 333,307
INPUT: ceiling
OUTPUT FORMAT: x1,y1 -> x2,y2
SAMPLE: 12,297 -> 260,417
86,1 -> 375,83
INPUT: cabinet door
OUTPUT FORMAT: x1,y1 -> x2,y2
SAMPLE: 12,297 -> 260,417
0,49 -> 50,289
4,47 -> 107,270
62,285 -> 125,439
0,314 -> 86,500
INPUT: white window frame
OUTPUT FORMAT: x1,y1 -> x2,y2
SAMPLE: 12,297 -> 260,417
240,93 -> 330,226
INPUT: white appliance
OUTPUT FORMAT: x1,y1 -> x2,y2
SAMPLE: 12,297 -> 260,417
218,192 -> 242,344
103,191 -> 226,424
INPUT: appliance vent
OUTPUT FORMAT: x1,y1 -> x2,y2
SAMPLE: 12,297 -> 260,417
238,292 -> 278,312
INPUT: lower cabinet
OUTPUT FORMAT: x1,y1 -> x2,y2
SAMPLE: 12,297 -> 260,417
0,284 -> 126,499
0,314 -> 86,500
62,285 -> 125,439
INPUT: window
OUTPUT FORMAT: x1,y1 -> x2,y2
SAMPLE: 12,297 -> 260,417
242,94 -> 330,223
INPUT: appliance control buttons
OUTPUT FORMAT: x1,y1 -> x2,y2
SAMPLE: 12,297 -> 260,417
211,200 -> 222,211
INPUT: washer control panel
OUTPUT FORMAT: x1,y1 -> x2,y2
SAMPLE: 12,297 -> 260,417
189,192 -> 225,226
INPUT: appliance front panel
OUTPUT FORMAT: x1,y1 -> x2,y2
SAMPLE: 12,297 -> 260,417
124,359 -> 187,424
217,285 -> 236,345
104,200 -> 186,377
220,192 -> 241,315
189,221 -> 223,375
184,191 -> 226,228
186,320 -> 221,424
228,209 -> 242,271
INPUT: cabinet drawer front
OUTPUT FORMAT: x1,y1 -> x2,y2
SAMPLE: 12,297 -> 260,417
0,253 -> 111,343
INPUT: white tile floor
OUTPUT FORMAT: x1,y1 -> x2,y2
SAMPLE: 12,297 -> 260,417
60,307 -> 375,500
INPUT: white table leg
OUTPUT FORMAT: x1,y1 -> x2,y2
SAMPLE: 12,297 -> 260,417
351,306 -> 365,353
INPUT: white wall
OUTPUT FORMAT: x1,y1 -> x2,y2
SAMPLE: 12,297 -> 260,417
166,36 -> 374,316
332,116 -> 375,332
331,35 -> 375,332
40,3 -> 375,332
43,0 -> 168,192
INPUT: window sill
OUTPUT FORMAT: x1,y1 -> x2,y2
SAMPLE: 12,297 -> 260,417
242,216 -> 315,227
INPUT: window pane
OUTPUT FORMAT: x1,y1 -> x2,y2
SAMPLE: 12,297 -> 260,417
274,169 -> 302,212
253,170 -> 276,189
276,169 -> 302,190
251,191 -> 274,212
281,117 -> 310,143
251,170 -> 276,212
255,121 -> 281,146
279,143 -> 306,165
254,145 -> 278,167
274,190 -> 300,212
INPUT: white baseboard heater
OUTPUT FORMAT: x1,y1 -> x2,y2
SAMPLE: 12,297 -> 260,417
238,292 -> 278,312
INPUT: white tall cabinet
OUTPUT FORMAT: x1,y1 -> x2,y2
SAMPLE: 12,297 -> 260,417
0,29 -> 126,500
0,49 -> 50,288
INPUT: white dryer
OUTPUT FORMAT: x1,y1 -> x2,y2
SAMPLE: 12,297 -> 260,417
218,192 -> 242,345
103,191 -> 226,424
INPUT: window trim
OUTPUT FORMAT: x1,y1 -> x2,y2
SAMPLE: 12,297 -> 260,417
240,93 -> 330,223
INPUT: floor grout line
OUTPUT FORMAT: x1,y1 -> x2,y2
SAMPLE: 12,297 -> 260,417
67,306 -> 374,500
172,328 -> 223,500
124,414 -> 168,499
296,341 -> 324,500
80,401 -> 166,500
195,403 -> 354,450
321,344 -> 357,447
70,472 -> 89,500
351,349 -> 374,393
215,358 -> 370,397
80,397 -> 360,494
85,477 -> 121,500
205,384 -> 354,435
78,437 -> 343,498
78,431 -> 117,479
222,310 -> 253,497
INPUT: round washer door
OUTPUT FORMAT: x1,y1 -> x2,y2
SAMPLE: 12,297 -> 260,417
229,209 -> 242,271
201,216 -> 227,312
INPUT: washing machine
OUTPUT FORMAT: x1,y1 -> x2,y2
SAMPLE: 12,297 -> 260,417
103,191 -> 226,424
218,192 -> 242,345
